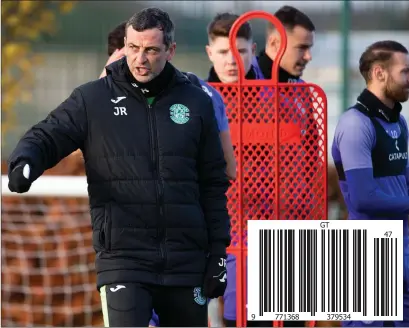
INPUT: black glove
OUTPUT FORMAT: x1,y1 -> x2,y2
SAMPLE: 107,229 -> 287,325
8,162 -> 33,193
203,255 -> 227,298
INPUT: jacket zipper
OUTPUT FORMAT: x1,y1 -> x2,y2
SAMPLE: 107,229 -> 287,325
145,99 -> 166,284
103,203 -> 112,251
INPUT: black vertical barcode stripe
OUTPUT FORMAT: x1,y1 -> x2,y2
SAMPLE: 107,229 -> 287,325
259,229 -> 263,316
335,230 -> 341,312
272,230 -> 275,313
338,230 -> 345,312
374,238 -> 378,316
298,230 -> 301,312
388,238 -> 391,316
391,237 -> 394,316
386,238 -> 389,316
331,229 -> 336,312
288,229 -> 295,312
352,230 -> 357,312
303,229 -> 306,312
353,230 -> 356,312
265,230 -> 269,313
310,230 -> 317,315
266,229 -> 272,313
339,230 -> 342,312
263,230 -> 268,313
313,230 -> 318,315
311,230 -> 315,315
357,230 -> 362,312
381,238 -> 385,316
277,230 -> 282,312
306,230 -> 311,313
284,230 -> 288,312
392,238 -> 398,316
363,230 -> 367,316
299,230 -> 303,312
321,229 -> 325,312
279,229 -> 282,312
342,229 -> 349,312
334,230 -> 338,312
327,229 -> 331,312
303,229 -> 306,313
278,229 -> 282,312
326,230 -> 330,312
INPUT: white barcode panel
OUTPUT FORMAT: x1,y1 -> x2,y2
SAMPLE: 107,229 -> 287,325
247,220 -> 404,322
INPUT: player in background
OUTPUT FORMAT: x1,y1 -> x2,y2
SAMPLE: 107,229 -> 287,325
205,12 -> 271,327
332,41 -> 409,327
256,5 -> 314,82
253,6 -> 318,328
205,13 -> 263,83
99,21 -> 126,79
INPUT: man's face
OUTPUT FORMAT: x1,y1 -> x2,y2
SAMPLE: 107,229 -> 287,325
124,26 -> 175,83
206,36 -> 256,83
268,25 -> 314,77
383,52 -> 409,103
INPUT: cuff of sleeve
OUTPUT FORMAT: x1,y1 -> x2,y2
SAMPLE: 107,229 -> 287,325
209,242 -> 227,257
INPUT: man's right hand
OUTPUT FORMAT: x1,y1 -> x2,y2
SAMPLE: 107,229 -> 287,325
8,162 -> 32,193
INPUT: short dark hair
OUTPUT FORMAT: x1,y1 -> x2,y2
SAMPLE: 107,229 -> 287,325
126,8 -> 174,48
207,12 -> 252,42
359,40 -> 408,82
107,21 -> 126,56
268,6 -> 315,34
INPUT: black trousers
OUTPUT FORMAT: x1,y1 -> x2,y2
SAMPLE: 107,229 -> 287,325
224,319 -> 306,327
100,283 -> 208,327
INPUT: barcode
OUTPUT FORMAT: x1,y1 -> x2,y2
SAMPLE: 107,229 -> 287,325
248,220 -> 404,322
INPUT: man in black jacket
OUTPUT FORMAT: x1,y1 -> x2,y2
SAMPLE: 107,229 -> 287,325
7,8 -> 231,327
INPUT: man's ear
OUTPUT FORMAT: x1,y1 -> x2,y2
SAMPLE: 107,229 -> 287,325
206,44 -> 213,62
166,42 -> 177,61
373,65 -> 386,82
267,32 -> 281,54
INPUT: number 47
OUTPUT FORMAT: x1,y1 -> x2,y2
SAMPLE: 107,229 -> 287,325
384,231 -> 392,237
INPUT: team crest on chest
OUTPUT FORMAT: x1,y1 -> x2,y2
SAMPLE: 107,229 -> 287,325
169,104 -> 190,124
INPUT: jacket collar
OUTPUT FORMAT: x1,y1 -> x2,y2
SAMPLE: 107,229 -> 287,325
206,65 -> 257,83
105,57 -> 191,98
257,49 -> 301,82
356,88 -> 402,123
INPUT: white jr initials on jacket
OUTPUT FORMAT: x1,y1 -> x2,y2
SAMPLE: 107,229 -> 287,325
114,107 -> 127,116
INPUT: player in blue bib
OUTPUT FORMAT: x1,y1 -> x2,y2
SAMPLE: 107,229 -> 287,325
332,40 -> 409,327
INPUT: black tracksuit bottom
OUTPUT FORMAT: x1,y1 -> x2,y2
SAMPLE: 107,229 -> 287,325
100,282 -> 208,327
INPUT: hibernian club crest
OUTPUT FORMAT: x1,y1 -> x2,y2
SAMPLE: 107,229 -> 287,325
193,287 -> 206,306
169,104 -> 190,124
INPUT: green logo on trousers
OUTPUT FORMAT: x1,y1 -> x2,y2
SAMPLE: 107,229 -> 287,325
193,287 -> 206,305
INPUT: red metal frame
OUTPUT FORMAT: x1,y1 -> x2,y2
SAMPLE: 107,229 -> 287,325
209,10 -> 328,328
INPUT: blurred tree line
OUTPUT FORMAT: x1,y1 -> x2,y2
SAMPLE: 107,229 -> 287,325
1,1 -> 76,143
